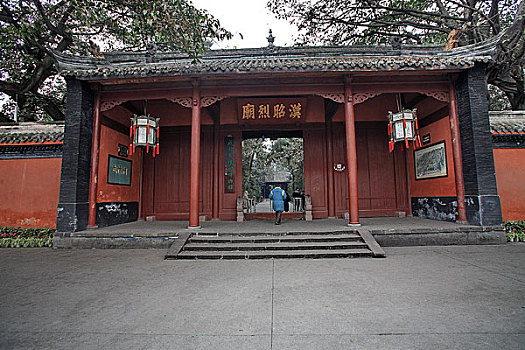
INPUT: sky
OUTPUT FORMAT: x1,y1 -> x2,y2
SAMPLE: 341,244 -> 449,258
0,0 -> 301,117
192,0 -> 299,49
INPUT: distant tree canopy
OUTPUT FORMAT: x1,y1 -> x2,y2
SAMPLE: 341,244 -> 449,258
242,138 -> 304,198
268,0 -> 525,110
0,0 -> 231,122
242,138 -> 270,198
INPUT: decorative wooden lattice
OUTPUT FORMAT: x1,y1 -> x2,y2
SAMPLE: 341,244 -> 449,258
167,96 -> 225,108
422,91 -> 449,103
353,93 -> 382,105
167,97 -> 192,108
319,93 -> 344,103
100,99 -> 127,112
201,96 -> 226,107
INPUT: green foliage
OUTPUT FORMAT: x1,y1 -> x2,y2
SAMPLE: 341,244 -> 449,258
242,138 -> 270,198
503,221 -> 525,242
0,0 -> 231,121
242,137 -> 304,198
268,0 -> 525,110
0,226 -> 54,247
488,84 -> 512,111
267,138 -> 304,192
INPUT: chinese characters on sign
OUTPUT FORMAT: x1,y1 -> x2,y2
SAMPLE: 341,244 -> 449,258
112,164 -> 128,176
107,155 -> 132,186
224,136 -> 235,193
238,98 -> 307,123
242,103 -> 302,120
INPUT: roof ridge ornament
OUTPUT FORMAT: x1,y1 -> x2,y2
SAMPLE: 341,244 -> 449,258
391,37 -> 402,50
146,42 -> 157,63
267,29 -> 275,48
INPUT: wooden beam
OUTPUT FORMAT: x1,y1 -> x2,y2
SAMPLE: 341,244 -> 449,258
419,106 -> 448,128
101,115 -> 129,135
121,101 -> 143,116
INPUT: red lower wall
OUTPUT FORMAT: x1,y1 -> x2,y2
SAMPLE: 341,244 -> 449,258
97,124 -> 140,203
493,148 -> 525,221
0,157 -> 62,228
408,116 -> 456,197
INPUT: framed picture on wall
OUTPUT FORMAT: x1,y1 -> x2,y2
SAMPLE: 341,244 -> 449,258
107,155 -> 132,186
414,141 -> 448,180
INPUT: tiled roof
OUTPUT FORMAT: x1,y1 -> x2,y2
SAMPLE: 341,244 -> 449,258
0,123 -> 64,144
489,112 -> 525,134
55,39 -> 496,80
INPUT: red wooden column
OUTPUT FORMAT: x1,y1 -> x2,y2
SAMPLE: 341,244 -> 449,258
326,120 -> 336,217
344,78 -> 360,225
212,119 -> 220,219
88,93 -> 101,227
189,80 -> 202,228
448,82 -> 467,222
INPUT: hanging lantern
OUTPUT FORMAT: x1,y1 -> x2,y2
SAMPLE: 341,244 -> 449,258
129,114 -> 160,157
387,108 -> 421,152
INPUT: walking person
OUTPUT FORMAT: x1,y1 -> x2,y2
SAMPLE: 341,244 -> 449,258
284,189 -> 291,213
292,188 -> 302,212
269,186 -> 287,225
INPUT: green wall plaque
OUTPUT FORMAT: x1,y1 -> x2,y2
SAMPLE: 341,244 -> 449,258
107,155 -> 132,186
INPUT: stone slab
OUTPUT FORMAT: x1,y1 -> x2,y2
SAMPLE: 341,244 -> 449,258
0,245 -> 524,349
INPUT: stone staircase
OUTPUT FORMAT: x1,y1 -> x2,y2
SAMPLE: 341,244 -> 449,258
244,212 -> 304,220
165,230 -> 385,259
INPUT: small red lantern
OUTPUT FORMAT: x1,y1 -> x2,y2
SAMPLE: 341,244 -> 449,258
387,108 -> 421,152
130,114 -> 160,157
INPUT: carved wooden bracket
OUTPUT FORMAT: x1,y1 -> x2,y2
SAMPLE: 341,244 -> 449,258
318,93 -> 344,103
167,97 -> 192,108
100,99 -> 127,112
422,91 -> 449,103
201,96 -> 226,108
167,96 -> 226,108
353,93 -> 382,105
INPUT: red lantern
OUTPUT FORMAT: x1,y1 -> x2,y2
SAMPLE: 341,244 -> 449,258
387,109 -> 420,152
130,114 -> 160,156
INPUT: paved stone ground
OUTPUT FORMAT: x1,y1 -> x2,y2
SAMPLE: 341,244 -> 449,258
0,244 -> 523,349
76,217 -> 483,236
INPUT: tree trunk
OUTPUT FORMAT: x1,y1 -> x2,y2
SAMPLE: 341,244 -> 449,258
506,92 -> 525,110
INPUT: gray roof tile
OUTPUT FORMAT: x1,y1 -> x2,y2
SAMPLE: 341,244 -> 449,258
0,123 -> 64,144
55,40 -> 496,80
489,112 -> 525,134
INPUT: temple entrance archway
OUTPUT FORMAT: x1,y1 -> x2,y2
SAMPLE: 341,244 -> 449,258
241,129 -> 304,215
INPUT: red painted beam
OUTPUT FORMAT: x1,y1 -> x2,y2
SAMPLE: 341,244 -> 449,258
98,79 -> 450,103
189,80 -> 202,228
448,82 -> 467,222
344,78 -> 360,225
88,94 -> 101,227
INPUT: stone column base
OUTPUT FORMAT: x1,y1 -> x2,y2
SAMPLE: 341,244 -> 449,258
465,195 -> 502,226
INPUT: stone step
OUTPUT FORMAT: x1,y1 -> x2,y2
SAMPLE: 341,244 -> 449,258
174,248 -> 374,259
244,212 -> 304,220
183,241 -> 369,251
189,233 -> 362,243
165,230 -> 385,260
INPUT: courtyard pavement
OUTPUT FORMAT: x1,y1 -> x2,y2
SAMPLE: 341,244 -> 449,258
0,244 -> 524,349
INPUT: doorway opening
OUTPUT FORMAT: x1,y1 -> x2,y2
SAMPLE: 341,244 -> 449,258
242,130 -> 304,215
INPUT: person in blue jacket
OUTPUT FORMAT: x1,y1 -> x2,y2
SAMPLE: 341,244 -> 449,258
269,186 -> 287,225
